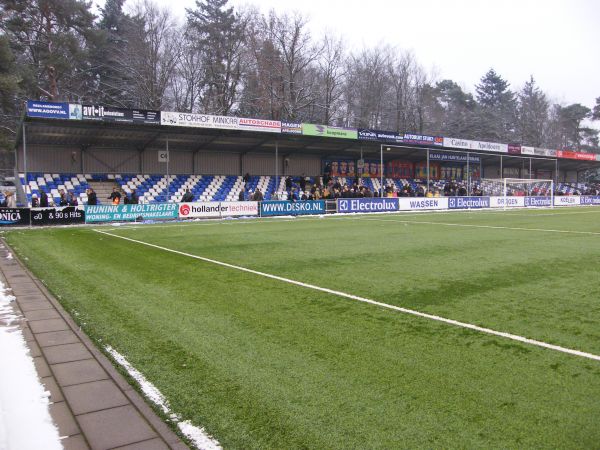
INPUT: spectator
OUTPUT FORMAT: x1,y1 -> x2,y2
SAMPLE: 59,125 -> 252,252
59,189 -> 68,206
243,172 -> 250,185
31,194 -> 39,207
40,189 -> 49,207
181,189 -> 194,202
289,187 -> 298,202
130,189 -> 139,204
252,189 -> 263,201
285,176 -> 293,193
86,188 -> 97,205
299,174 -> 307,192
108,187 -> 121,205
68,192 -> 78,206
6,191 -> 16,208
238,189 -> 245,201
122,191 -> 129,204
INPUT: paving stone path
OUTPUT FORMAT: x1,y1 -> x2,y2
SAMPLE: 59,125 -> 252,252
0,239 -> 188,450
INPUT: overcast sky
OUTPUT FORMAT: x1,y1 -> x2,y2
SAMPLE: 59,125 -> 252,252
111,0 -> 599,109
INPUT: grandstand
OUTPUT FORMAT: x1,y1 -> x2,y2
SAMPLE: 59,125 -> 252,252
10,107 -> 600,208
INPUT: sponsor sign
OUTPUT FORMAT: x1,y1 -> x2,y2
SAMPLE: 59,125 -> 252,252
358,128 -> 403,143
521,146 -> 535,155
429,152 -> 480,163
281,122 -> 302,134
401,133 -> 443,146
132,109 -> 161,124
443,137 -> 508,153
26,101 -> 81,120
0,208 -> 30,226
161,111 -> 240,130
85,203 -> 178,223
596,154 -> 600,162
337,198 -> 399,213
556,151 -> 596,161
524,196 -> 553,207
508,144 -> 521,155
398,197 -> 449,211
534,147 -> 557,157
83,105 -> 160,124
260,200 -> 325,216
553,196 -> 581,206
490,196 -> 525,208
238,118 -> 281,133
302,123 -> 358,139
580,196 -> 600,205
178,201 -> 259,219
447,197 -> 490,209
30,206 -> 85,225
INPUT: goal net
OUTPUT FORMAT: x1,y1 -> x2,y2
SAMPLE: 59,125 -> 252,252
479,178 -> 554,208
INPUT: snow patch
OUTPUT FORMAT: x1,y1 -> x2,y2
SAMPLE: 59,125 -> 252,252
5,252 -> 12,260
0,281 -> 62,450
105,346 -> 221,450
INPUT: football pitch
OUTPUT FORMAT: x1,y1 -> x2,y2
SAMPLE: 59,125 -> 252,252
5,207 -> 600,449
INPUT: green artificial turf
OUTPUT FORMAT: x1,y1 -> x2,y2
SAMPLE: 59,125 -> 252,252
4,207 -> 600,449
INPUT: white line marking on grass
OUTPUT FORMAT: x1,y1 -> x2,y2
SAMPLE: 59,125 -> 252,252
94,229 -> 600,362
106,345 -> 222,450
352,217 -> 600,236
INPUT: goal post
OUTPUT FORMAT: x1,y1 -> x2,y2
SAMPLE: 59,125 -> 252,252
480,178 -> 554,209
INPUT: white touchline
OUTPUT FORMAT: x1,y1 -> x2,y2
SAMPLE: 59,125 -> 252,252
353,217 -> 600,236
93,229 -> 600,363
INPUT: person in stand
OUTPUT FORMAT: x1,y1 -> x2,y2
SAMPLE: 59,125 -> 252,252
285,176 -> 293,193
243,172 -> 250,185
299,174 -> 307,192
238,189 -> 245,201
252,189 -> 263,201
59,189 -> 68,206
130,189 -> 139,204
40,189 -> 49,207
182,189 -> 194,202
122,190 -> 129,204
68,192 -> 78,206
108,187 -> 121,205
31,194 -> 39,207
86,188 -> 97,205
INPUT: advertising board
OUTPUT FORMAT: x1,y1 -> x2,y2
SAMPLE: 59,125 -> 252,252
337,198 -> 399,213
85,204 -> 178,223
260,201 -> 325,216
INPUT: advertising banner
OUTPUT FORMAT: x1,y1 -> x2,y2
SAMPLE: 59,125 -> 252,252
132,109 -> 161,124
26,101 -> 81,120
85,204 -> 178,223
429,152 -> 480,163
358,129 -> 403,143
534,147 -> 557,157
337,198 -> 399,213
443,137 -> 508,153
398,197 -> 449,211
30,206 -> 85,225
238,118 -> 281,133
302,123 -> 358,139
489,196 -> 525,208
178,201 -> 259,219
508,144 -> 522,155
580,196 -> 600,205
82,105 -> 160,124
281,122 -> 302,134
524,196 -> 553,207
260,200 -> 325,216
0,208 -> 30,226
161,111 -> 240,130
521,146 -> 535,155
553,196 -> 581,206
401,133 -> 444,146
447,197 -> 490,209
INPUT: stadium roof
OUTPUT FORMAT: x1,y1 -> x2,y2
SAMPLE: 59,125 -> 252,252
15,115 -> 600,173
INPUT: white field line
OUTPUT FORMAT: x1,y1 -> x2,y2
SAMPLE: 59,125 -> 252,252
351,217 -> 600,236
106,346 -> 221,450
94,229 -> 600,362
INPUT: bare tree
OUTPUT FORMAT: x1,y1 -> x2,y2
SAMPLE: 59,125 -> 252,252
315,33 -> 346,125
119,0 -> 181,110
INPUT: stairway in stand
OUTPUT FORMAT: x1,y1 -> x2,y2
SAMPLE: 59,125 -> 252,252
88,181 -> 119,204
